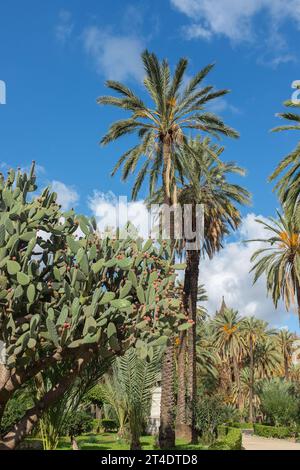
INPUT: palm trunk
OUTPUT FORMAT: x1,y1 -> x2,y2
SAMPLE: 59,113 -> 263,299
284,354 -> 289,381
159,341 -> 176,449
233,357 -> 242,412
175,331 -> 188,438
71,436 -> 79,450
185,249 -> 200,444
159,137 -> 176,449
130,426 -> 142,451
249,337 -> 254,424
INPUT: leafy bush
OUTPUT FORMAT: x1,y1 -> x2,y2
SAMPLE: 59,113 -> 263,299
62,411 -> 93,438
209,441 -> 231,450
224,427 -> 243,450
259,379 -> 300,427
0,389 -> 33,435
92,419 -> 101,434
229,422 -> 253,430
85,385 -> 103,408
209,427 -> 242,450
196,395 -> 237,444
217,425 -> 228,438
100,419 -> 118,433
253,424 -> 292,439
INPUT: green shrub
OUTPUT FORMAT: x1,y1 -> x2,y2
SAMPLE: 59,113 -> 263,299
259,379 -> 300,427
209,441 -> 231,450
209,426 -> 242,450
0,389 -> 33,435
92,419 -> 101,434
253,424 -> 291,439
224,428 -> 243,450
230,422 -> 253,430
100,419 -> 118,433
196,395 -> 237,444
217,425 -> 228,438
62,411 -> 93,438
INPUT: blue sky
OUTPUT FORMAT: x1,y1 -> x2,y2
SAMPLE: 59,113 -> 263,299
1,0 -> 300,330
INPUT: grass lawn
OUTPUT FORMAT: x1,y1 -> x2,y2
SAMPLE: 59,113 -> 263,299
57,433 -> 207,450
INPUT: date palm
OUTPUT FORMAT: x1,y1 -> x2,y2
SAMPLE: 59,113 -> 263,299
177,140 -> 250,436
254,337 -> 282,379
98,51 -> 238,449
98,50 -> 238,203
250,212 -> 300,324
275,330 -> 297,380
213,308 -> 245,410
98,347 -> 162,450
269,94 -> 300,219
240,317 -> 268,423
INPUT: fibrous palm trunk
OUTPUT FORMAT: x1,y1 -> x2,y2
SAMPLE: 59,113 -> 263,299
159,341 -> 176,449
249,337 -> 254,424
175,331 -> 188,438
233,356 -> 242,412
185,249 -> 200,444
284,354 -> 289,381
159,138 -> 176,449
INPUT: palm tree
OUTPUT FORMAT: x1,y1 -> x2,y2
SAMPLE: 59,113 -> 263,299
240,317 -> 268,423
99,348 -> 162,450
98,51 -> 238,203
213,308 -> 245,411
250,212 -> 300,324
254,337 -> 282,379
98,51 -> 238,449
176,140 -> 250,439
269,92 -> 300,219
275,330 -> 296,380
234,368 -> 261,416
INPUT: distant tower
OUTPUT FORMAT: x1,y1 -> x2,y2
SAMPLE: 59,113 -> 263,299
216,296 -> 228,316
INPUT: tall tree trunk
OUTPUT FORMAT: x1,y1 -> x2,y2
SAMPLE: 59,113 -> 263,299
71,436 -> 79,450
175,331 -> 187,438
249,337 -> 254,424
130,426 -> 142,451
233,356 -> 242,413
184,247 -> 200,444
159,341 -> 176,449
284,354 -> 289,381
159,137 -> 176,449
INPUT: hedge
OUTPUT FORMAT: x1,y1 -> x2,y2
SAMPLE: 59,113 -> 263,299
209,426 -> 242,450
253,424 -> 291,439
100,419 -> 118,433
230,422 -> 253,430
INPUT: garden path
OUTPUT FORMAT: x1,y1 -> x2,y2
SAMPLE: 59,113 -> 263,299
242,431 -> 300,451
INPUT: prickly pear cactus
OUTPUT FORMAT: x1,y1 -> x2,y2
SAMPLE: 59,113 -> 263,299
0,164 -> 183,371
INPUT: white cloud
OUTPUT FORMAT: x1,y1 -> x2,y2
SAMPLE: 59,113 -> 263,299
88,191 -> 149,238
200,213 -> 297,326
206,97 -> 241,115
82,27 -> 144,82
171,0 -> 300,44
55,10 -> 74,43
51,181 -> 79,211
